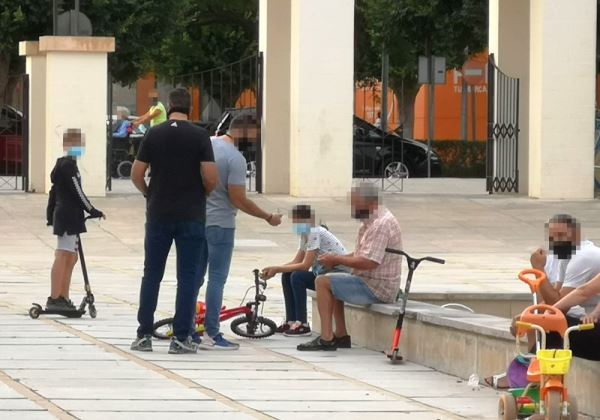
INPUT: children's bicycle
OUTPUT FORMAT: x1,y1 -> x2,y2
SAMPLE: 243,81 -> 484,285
498,270 -> 594,420
152,269 -> 277,339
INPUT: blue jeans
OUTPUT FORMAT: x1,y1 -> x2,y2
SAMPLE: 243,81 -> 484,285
198,226 -> 235,338
281,271 -> 316,324
328,273 -> 380,305
136,221 -> 206,341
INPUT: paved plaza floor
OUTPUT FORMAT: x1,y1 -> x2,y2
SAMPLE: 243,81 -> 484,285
1,178 -> 599,419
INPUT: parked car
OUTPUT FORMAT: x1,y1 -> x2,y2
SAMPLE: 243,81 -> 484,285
0,105 -> 24,174
353,116 -> 442,178
206,110 -> 442,179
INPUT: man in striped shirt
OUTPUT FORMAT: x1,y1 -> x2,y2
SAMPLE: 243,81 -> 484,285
297,183 -> 402,351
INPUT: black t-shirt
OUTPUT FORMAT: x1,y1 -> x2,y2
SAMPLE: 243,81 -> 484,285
136,120 -> 214,223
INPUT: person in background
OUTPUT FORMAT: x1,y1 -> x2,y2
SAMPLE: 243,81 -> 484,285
132,91 -> 167,129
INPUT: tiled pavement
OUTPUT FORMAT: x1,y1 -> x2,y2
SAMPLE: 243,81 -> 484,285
2,179 -> 600,419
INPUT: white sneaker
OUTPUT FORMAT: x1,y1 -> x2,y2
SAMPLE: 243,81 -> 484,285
198,333 -> 240,350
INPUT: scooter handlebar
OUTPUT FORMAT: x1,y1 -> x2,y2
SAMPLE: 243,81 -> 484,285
385,248 -> 445,264
518,268 -> 546,294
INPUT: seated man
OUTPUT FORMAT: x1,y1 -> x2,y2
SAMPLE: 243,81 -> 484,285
486,214 -> 600,387
297,183 -> 402,351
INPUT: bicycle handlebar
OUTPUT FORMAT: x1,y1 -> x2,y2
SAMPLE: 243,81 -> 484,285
385,248 -> 445,265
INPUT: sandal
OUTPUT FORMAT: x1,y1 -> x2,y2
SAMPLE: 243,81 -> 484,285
483,372 -> 509,389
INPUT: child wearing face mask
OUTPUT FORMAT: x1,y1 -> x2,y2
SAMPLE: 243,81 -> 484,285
261,205 -> 348,337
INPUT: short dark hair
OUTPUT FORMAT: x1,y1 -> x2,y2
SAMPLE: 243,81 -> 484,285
546,214 -> 580,233
292,204 -> 312,220
168,88 -> 191,112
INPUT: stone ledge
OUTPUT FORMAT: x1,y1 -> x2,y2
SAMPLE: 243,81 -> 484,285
308,291 -> 600,417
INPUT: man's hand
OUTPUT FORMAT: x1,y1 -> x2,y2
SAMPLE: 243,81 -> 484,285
509,314 -> 521,337
266,213 -> 282,226
581,313 -> 599,325
318,254 -> 338,270
260,267 -> 279,280
530,248 -> 547,270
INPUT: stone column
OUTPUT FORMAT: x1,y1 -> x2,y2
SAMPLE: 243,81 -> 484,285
528,1 -> 596,199
19,41 -> 46,193
259,0 -> 354,196
288,0 -> 354,197
20,36 -> 114,196
489,0 -> 530,195
259,0 -> 292,194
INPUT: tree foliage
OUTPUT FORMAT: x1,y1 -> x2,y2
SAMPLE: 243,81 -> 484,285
355,0 -> 488,134
0,0 -> 257,95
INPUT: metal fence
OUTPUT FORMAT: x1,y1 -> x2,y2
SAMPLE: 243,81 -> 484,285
0,74 -> 29,191
173,54 -> 263,192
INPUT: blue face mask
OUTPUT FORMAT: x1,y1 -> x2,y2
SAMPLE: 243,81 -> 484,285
293,223 -> 311,236
67,146 -> 84,157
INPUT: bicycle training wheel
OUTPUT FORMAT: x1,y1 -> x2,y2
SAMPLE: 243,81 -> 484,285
230,316 -> 277,339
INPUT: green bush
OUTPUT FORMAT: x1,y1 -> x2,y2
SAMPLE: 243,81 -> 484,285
419,140 -> 487,178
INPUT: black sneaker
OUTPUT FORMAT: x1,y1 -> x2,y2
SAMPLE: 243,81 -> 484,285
284,323 -> 312,337
59,297 -> 77,311
297,336 -> 337,351
45,297 -> 62,311
334,334 -> 351,348
275,322 -> 292,334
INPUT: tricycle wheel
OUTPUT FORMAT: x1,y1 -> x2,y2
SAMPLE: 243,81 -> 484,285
29,306 -> 40,319
498,393 -> 517,420
230,316 -> 276,339
567,395 -> 578,420
545,390 -> 562,420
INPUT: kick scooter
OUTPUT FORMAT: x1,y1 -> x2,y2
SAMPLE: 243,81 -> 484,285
384,248 -> 445,363
29,217 -> 99,319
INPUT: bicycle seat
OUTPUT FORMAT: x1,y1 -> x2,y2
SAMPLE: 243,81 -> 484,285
519,304 -> 568,337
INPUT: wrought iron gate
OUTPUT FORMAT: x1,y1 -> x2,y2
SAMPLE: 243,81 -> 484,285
486,54 -> 519,193
0,74 -> 29,191
173,53 -> 263,192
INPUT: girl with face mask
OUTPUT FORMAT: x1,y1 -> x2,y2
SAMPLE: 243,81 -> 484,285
261,205 -> 348,337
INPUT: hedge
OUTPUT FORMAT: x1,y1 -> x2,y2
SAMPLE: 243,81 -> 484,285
418,140 -> 487,178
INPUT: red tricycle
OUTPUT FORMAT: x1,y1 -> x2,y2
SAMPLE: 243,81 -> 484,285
152,269 -> 277,339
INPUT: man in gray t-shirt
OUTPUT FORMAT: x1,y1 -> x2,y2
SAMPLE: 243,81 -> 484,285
198,115 -> 281,350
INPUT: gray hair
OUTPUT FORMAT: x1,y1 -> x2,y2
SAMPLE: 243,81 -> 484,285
352,182 -> 380,203
116,106 -> 130,119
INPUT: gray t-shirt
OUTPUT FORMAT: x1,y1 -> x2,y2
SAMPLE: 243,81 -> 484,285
206,137 -> 247,228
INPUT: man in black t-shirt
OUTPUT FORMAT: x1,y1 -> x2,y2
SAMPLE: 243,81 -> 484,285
129,88 -> 217,354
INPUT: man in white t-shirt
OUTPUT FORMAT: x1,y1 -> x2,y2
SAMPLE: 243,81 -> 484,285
261,205 -> 348,338
488,214 -> 600,387
530,214 -> 600,313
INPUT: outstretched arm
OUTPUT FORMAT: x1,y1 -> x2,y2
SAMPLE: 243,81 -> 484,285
554,274 -> 600,312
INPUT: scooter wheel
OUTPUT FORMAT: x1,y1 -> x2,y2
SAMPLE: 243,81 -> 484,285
89,305 -> 97,319
388,349 -> 403,364
29,306 -> 40,319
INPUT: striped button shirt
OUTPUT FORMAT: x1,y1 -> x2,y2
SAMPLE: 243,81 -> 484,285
352,207 -> 403,303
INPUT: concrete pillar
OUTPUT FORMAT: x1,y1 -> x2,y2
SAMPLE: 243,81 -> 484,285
259,0 -> 291,194
19,42 -> 46,193
489,0 -> 530,195
20,36 -> 114,196
259,0 -> 354,196
528,1 -> 596,199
